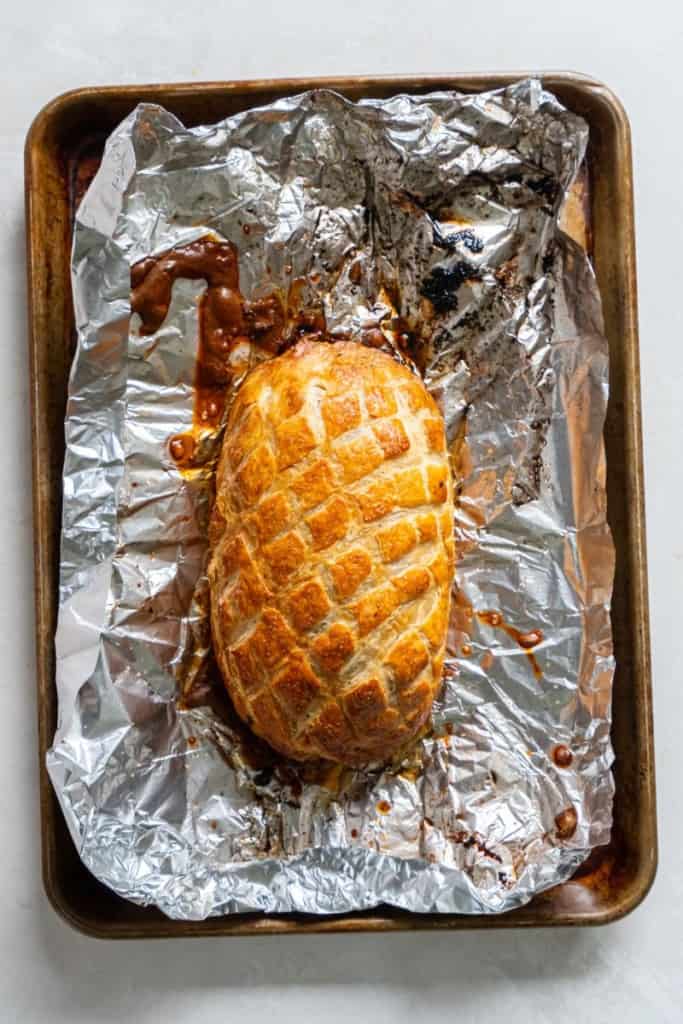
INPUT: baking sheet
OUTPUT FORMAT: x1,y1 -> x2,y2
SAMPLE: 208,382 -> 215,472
48,79 -> 615,920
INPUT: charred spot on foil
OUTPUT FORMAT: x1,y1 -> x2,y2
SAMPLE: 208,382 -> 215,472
452,309 -> 482,334
456,833 -> 503,863
512,448 -> 546,507
512,482 -> 534,506
421,261 -> 479,314
542,242 -> 556,275
527,175 -> 560,206
494,259 -> 519,290
434,227 -> 484,255
504,172 -> 560,211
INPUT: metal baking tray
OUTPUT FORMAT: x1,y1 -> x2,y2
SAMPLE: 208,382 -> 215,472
25,72 -> 656,937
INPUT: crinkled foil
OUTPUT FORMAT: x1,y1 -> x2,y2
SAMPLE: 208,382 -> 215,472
48,79 -> 615,919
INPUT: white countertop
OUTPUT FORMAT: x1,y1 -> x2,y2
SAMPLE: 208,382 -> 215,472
3,2 -> 680,1021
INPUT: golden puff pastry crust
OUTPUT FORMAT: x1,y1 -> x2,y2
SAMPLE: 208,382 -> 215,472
208,340 -> 455,765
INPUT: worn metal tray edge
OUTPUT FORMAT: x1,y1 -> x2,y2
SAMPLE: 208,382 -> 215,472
25,71 -> 656,938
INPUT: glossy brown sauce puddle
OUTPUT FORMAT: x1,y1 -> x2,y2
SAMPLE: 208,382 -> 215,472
130,237 -> 325,469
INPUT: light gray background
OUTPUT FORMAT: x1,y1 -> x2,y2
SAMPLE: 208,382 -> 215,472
2,2 -> 680,1021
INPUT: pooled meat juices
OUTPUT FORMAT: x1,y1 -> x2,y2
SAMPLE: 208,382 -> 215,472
131,238 -> 286,454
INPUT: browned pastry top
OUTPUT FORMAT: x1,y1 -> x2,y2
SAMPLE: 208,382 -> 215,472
208,339 -> 455,765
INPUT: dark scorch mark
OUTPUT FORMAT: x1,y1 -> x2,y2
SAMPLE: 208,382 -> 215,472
421,260 -> 480,314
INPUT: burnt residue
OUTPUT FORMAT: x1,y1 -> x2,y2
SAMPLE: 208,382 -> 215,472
434,226 -> 484,255
253,768 -> 274,787
503,172 -> 561,214
542,241 -> 557,276
448,831 -> 503,864
421,261 -> 480,314
512,451 -> 545,507
527,175 -> 561,207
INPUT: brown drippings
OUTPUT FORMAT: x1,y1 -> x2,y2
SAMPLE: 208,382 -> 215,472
451,414 -> 487,550
450,584 -> 543,681
571,844 -> 617,900
316,763 -> 344,793
447,830 -> 503,864
285,276 -> 307,316
387,315 -> 415,359
516,629 -> 544,649
555,806 -> 578,840
552,744 -> 574,769
244,293 -> 286,352
477,610 -> 544,681
286,276 -> 326,336
350,828 -> 359,839
480,650 -> 494,672
131,238 -> 291,466
168,433 -> 196,466
361,327 -> 386,349
376,799 -> 391,815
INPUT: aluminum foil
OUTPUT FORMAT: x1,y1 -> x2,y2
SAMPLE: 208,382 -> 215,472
49,79 -> 615,919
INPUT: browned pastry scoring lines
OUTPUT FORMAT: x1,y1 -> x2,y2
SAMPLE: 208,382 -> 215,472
248,378 -> 446,688
208,341 -> 455,765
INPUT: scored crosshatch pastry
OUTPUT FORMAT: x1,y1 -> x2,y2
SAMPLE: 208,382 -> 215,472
208,340 -> 455,765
